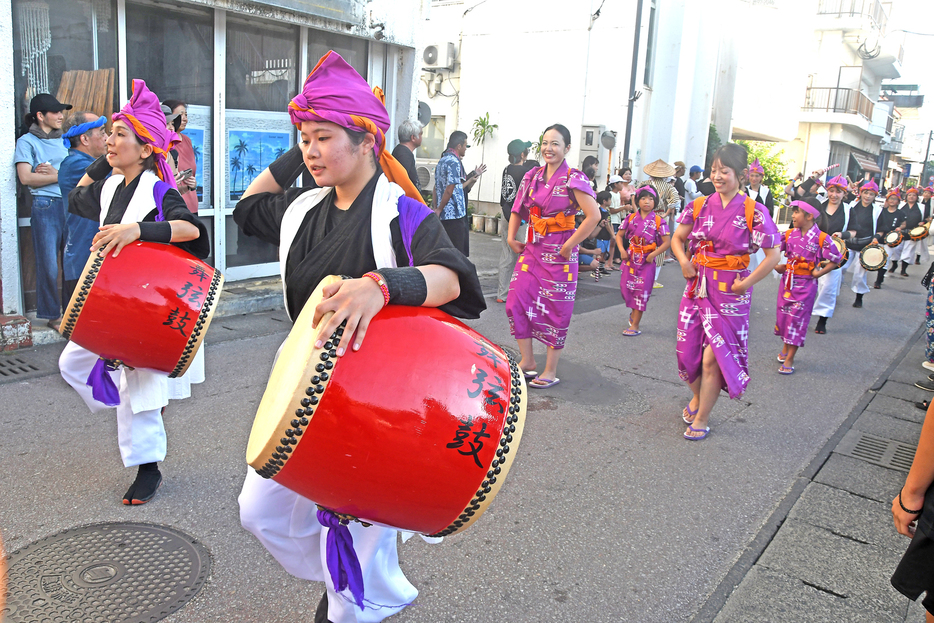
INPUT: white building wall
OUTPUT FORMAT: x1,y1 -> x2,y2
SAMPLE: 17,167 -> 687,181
0,1 -> 17,314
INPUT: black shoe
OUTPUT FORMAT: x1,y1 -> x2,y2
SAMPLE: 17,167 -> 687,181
123,463 -> 162,505
315,592 -> 332,623
853,294 -> 863,308
873,282 -> 882,289
916,255 -> 922,265
927,373 -> 934,382
915,380 -> 934,392
901,272 -> 909,277
814,317 -> 827,334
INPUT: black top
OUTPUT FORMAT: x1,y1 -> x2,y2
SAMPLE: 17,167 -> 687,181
809,197 -> 846,235
68,174 -> 210,259
500,161 -> 538,220
746,186 -> 774,213
233,171 -> 485,321
922,199 -> 933,221
391,144 -> 420,190
697,179 -> 716,196
876,207 -> 906,235
902,203 -> 924,229
846,202 -> 877,250
673,177 -> 686,201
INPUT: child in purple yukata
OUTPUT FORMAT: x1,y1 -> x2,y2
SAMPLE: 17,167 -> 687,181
616,186 -> 671,336
670,144 -> 782,441
773,200 -> 841,374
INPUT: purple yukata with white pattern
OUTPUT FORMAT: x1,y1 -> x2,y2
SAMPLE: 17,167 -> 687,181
619,211 -> 669,311
775,226 -> 842,347
506,161 -> 595,349
676,193 -> 781,399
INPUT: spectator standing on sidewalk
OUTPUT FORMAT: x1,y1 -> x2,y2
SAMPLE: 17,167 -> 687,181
392,118 -> 422,191
637,159 -> 680,287
672,161 -> 687,205
162,100 -> 198,212
59,112 -> 108,305
685,165 -> 703,202
14,93 -> 72,330
605,174 -> 627,268
496,138 -> 535,303
891,399 -> 934,623
434,130 -> 485,256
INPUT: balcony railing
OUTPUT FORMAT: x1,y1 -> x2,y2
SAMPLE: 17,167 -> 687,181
803,87 -> 874,121
818,0 -> 888,34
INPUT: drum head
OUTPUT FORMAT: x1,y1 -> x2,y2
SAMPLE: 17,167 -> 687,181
860,246 -> 887,270
911,226 -> 928,240
831,237 -> 848,270
884,231 -> 901,247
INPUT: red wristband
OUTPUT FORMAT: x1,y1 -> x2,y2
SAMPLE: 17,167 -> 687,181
362,271 -> 390,306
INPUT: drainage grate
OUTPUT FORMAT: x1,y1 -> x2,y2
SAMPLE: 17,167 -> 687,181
2,522 -> 211,623
0,356 -> 40,378
835,429 -> 916,472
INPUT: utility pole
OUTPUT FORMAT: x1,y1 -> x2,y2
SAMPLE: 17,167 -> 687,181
923,130 -> 933,187
622,0 -> 644,168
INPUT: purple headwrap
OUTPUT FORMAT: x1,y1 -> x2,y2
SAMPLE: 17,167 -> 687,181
748,158 -> 764,175
112,80 -> 180,189
287,51 -> 424,204
859,179 -> 879,194
790,200 -> 820,219
825,174 -> 848,190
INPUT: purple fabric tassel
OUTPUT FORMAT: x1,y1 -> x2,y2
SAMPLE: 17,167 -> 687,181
397,196 -> 431,266
317,508 -> 366,610
86,357 -> 121,406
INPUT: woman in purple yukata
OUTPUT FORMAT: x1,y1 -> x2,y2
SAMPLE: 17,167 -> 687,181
774,201 -> 842,374
505,124 -> 600,389
616,185 -> 671,336
670,144 -> 782,440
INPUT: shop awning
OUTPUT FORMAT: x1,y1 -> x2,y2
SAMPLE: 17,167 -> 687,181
851,152 -> 882,173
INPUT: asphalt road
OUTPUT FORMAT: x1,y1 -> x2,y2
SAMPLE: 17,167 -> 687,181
0,233 -> 926,622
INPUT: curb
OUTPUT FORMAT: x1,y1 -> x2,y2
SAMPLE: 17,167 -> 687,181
690,320 -> 927,623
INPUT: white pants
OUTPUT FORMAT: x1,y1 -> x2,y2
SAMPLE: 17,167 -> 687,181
59,342 -> 166,467
922,234 -> 932,264
239,470 -> 417,623
899,238 -> 925,264
846,250 -> 871,295
812,252 -> 856,318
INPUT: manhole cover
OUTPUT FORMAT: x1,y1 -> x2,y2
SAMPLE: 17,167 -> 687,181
2,523 -> 210,623
835,429 -> 916,472
0,356 -> 44,384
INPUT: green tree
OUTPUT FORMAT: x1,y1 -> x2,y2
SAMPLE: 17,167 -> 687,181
245,163 -> 258,188
735,140 -> 790,202
234,138 -> 249,190
231,156 -> 241,196
471,112 -> 498,198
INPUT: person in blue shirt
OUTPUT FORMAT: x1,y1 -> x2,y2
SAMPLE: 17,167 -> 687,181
14,93 -> 72,329
433,130 -> 485,256
59,112 -> 109,305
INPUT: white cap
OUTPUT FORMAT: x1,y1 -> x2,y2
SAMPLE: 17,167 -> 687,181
608,175 -> 624,184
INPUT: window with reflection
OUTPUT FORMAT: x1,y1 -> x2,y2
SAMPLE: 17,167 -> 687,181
125,0 -> 213,106
226,17 -> 299,112
308,30 -> 368,78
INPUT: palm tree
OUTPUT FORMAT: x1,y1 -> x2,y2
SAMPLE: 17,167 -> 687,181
231,156 -> 241,198
233,138 -> 249,190
275,147 -> 286,158
191,143 -> 202,162
246,163 -> 258,188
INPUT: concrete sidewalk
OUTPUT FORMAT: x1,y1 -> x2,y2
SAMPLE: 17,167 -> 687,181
697,326 -> 931,622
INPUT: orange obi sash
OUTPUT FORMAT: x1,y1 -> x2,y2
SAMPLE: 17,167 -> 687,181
783,258 -> 816,291
691,242 -> 750,271
529,206 -> 575,241
629,237 -> 657,255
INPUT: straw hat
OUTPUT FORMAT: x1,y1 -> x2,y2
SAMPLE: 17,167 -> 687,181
643,159 -> 676,178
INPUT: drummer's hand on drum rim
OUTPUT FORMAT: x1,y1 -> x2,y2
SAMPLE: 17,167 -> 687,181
312,278 -> 386,356
92,223 -> 141,258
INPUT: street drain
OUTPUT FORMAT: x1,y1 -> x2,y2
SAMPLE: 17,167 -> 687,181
2,522 -> 210,623
0,356 -> 40,378
835,429 -> 916,472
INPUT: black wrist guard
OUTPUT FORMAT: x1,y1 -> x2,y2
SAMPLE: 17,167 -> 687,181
267,144 -> 306,189
138,221 -> 172,243
86,155 -> 113,181
380,267 -> 428,307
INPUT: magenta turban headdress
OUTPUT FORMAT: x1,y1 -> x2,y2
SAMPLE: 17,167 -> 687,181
112,79 -> 180,188
790,200 -> 820,219
748,158 -> 764,175
288,51 -> 424,204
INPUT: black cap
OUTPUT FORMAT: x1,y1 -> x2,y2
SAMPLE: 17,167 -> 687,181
29,93 -> 72,114
447,130 -> 470,149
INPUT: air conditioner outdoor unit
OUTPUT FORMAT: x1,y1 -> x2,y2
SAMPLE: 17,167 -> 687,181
416,164 -> 435,191
423,43 -> 456,70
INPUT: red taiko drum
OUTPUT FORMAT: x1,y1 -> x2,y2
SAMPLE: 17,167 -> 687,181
246,275 -> 527,537
60,241 -> 224,377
